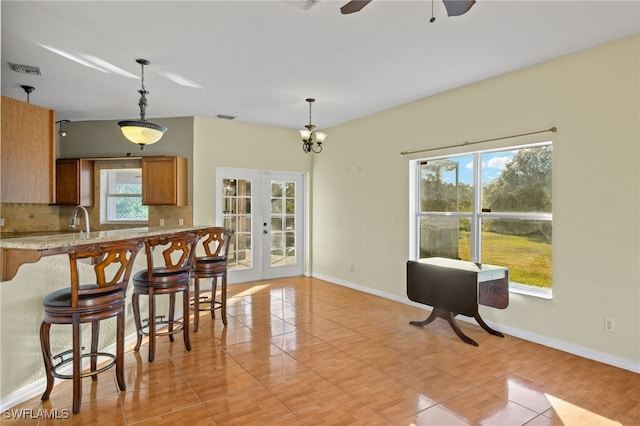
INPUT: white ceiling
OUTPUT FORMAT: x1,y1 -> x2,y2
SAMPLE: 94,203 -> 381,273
2,1 -> 639,130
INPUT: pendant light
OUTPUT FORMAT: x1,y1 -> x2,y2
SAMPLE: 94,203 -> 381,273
56,119 -> 70,137
299,98 -> 327,154
118,59 -> 167,150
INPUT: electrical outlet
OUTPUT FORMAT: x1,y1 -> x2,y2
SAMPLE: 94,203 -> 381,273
179,218 -> 184,225
159,219 -> 165,227
127,303 -> 133,315
604,316 -> 615,333
350,264 -> 355,272
0,218 -> 4,227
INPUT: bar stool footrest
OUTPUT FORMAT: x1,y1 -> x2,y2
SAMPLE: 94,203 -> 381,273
190,295 -> 222,312
51,351 -> 117,380
139,317 -> 185,337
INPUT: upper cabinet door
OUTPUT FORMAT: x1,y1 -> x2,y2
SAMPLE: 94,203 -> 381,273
55,158 -> 94,206
142,156 -> 188,206
1,96 -> 55,203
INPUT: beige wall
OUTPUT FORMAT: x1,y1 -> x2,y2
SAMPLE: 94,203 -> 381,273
311,34 -> 640,367
192,116 -> 313,227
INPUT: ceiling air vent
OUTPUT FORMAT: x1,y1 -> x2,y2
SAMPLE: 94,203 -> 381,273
8,62 -> 42,75
216,114 -> 236,120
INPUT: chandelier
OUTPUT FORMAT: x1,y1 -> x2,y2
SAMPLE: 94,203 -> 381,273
299,98 -> 327,154
118,59 -> 167,150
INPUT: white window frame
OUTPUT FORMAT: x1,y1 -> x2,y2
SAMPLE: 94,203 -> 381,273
409,141 -> 553,298
100,168 -> 148,224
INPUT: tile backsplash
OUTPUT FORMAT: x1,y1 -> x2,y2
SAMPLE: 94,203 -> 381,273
0,203 -> 62,233
0,203 -> 192,235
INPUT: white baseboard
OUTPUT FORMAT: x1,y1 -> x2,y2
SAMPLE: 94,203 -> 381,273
312,273 -> 640,374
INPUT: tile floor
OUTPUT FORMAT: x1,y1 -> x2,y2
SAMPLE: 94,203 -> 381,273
4,277 -> 639,425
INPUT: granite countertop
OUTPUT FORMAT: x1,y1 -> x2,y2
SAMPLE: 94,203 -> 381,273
0,225 -> 211,250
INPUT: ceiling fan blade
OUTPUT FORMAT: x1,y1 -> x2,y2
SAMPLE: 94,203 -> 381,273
340,0 -> 372,14
442,0 -> 475,16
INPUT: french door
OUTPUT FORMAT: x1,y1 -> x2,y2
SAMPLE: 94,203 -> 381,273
216,168 -> 305,283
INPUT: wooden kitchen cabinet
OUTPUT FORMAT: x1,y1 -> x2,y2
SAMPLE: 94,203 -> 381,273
1,96 -> 55,203
142,156 -> 188,206
55,158 -> 94,206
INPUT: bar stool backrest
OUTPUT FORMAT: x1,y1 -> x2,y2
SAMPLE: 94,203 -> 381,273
69,240 -> 143,308
196,227 -> 234,260
143,232 -> 200,284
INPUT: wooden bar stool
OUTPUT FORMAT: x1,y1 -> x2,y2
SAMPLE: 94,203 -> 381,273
132,232 -> 199,362
39,240 -> 142,414
191,227 -> 234,331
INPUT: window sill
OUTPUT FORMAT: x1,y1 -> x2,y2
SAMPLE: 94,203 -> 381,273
509,282 -> 552,299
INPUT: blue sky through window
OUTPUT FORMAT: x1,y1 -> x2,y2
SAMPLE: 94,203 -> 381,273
441,151 -> 517,185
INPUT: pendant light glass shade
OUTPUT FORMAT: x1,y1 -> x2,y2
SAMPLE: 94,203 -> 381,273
299,129 -> 312,140
118,120 -> 167,146
314,131 -> 327,143
118,58 -> 167,150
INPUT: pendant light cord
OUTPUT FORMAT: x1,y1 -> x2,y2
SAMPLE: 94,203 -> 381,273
140,61 -> 146,93
137,61 -> 149,121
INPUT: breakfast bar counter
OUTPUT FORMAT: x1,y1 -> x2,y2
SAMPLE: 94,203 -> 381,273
0,226 -> 210,281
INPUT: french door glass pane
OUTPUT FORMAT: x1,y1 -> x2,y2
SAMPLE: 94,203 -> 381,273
270,180 -> 296,267
223,178 -> 252,271
271,217 -> 283,231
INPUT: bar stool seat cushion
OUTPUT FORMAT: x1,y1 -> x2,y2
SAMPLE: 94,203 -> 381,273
194,256 -> 226,273
43,284 -> 121,308
133,269 -> 190,286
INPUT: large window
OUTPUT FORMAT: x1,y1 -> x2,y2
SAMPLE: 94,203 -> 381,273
100,168 -> 148,223
413,143 -> 552,292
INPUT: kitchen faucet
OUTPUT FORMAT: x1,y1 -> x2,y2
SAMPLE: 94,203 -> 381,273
69,206 -> 90,234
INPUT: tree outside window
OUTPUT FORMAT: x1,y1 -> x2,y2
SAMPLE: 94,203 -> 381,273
101,168 -> 148,223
